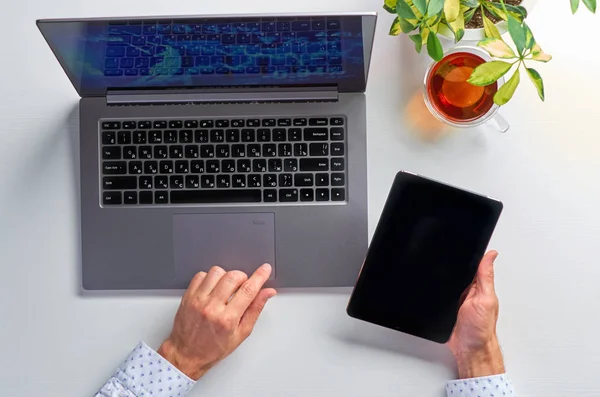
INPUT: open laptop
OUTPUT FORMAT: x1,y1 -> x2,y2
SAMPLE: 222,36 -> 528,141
37,13 -> 376,290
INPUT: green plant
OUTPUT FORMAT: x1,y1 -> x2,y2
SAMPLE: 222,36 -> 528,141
385,0 -> 596,105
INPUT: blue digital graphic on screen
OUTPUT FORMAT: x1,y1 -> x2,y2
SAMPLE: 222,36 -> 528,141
39,16 -> 369,96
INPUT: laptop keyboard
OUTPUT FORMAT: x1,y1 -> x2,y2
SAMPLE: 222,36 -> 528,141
100,117 -> 347,206
104,18 -> 343,77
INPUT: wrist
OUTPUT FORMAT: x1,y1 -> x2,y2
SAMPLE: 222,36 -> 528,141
454,337 -> 505,379
157,338 -> 210,381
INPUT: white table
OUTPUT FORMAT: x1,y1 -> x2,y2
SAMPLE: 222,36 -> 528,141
1,0 -> 599,396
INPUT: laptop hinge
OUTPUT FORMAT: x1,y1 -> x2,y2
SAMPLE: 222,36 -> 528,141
106,86 -> 338,105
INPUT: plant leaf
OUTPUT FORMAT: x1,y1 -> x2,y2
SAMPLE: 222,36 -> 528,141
468,60 -> 513,86
484,2 -> 504,20
409,33 -> 423,53
507,16 -> 527,55
461,0 -> 479,8
464,7 -> 477,24
384,0 -> 398,13
526,67 -> 545,101
428,0 -> 445,16
524,22 -> 535,50
445,0 -> 461,22
427,31 -> 444,61
389,17 -> 402,35
571,0 -> 580,13
505,4 -> 528,19
421,26 -> 431,44
413,0 -> 428,16
397,0 -> 417,19
478,38 -> 517,59
483,13 -> 502,39
531,43 -> 552,62
448,10 -> 465,42
494,68 -> 521,105
583,0 -> 597,12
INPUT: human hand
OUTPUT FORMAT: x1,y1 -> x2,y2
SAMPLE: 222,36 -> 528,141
158,264 -> 277,380
447,251 -> 505,379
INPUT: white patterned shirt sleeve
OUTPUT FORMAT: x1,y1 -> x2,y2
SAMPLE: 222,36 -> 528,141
95,342 -> 196,397
446,374 -> 515,397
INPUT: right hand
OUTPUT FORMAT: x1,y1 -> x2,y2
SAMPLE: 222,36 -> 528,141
158,264 -> 277,380
447,251 -> 505,379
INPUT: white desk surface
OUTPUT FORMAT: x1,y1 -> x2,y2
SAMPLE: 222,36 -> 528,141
1,0 -> 599,395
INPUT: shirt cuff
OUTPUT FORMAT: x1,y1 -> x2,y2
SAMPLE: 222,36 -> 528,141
446,374 -> 515,397
114,342 -> 196,397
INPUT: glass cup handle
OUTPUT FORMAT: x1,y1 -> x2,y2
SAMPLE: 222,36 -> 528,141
487,112 -> 510,133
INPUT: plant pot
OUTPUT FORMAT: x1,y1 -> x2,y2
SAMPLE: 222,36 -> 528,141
438,0 -> 537,42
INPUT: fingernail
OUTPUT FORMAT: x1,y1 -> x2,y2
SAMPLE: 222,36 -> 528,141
261,263 -> 272,272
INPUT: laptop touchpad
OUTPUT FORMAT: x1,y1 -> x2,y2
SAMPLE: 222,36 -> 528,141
173,213 -> 276,282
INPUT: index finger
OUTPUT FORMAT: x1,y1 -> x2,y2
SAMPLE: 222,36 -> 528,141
226,263 -> 272,316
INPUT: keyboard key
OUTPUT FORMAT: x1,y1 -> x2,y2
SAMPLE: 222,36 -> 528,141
139,191 -> 153,204
103,176 -> 137,190
247,119 -> 260,127
316,188 -> 330,201
140,176 -> 153,189
210,129 -> 225,142
102,131 -> 116,145
201,175 -> 216,188
263,189 -> 277,202
133,131 -> 147,144
293,143 -> 308,157
241,129 -> 255,142
279,173 -> 293,187
128,161 -> 143,175
179,130 -> 193,143
153,120 -> 167,128
309,118 -> 328,126
103,191 -> 122,205
284,158 -> 298,172
137,146 -> 151,159
331,142 -> 345,156
123,146 -> 137,159
117,131 -> 132,144
191,160 -> 205,173
154,146 -> 168,159
248,144 -> 261,157
304,128 -> 328,141
144,161 -> 158,174
273,129 -> 286,141
262,119 -> 276,127
300,158 -> 328,171
149,130 -> 162,143
253,159 -> 267,172
279,189 -> 298,202
102,122 -> 121,130
216,145 -> 230,158
222,160 -> 236,173
164,130 -> 178,143
332,188 -> 345,201
288,128 -> 301,141
216,120 -> 230,128
331,117 -> 344,126
185,145 -> 199,158
257,129 -> 271,142
278,143 -> 292,157
294,173 -> 314,187
232,144 -> 246,158
103,161 -> 126,175
195,130 -> 209,143
170,175 -> 185,189
138,121 -> 152,129
155,176 -> 169,189
169,146 -> 184,159
300,188 -> 314,202
186,175 -> 200,188
226,129 -> 240,142
263,144 -> 276,157
206,160 -> 220,173
102,146 -> 121,160
330,127 -> 344,141
331,173 -> 345,186
309,143 -> 329,156
217,175 -> 231,188
315,173 -> 329,186
232,175 -> 246,188
277,118 -> 291,127
201,145 -> 215,158
184,120 -> 199,128
292,21 -> 310,31
268,159 -> 282,172
293,118 -> 307,126
331,158 -> 345,171
238,160 -> 251,172
167,120 -> 182,129
248,174 -> 261,187
123,191 -> 138,204
263,174 -> 277,187
159,160 -> 174,174
175,160 -> 189,173
155,191 -> 169,204
171,189 -> 261,204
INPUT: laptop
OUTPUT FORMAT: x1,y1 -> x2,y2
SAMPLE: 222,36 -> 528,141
37,13 -> 377,290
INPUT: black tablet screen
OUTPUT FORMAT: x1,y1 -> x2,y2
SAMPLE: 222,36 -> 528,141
347,172 -> 503,343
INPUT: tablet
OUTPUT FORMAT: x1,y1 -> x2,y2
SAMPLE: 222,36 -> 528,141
347,171 -> 503,343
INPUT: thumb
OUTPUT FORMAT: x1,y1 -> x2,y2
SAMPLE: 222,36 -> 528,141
239,288 -> 277,335
476,250 -> 498,296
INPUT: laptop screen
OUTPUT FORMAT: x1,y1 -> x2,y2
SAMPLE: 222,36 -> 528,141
37,14 -> 376,97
